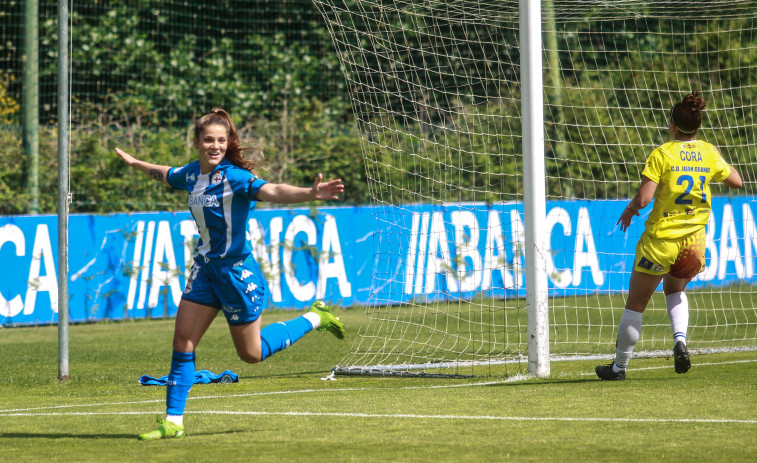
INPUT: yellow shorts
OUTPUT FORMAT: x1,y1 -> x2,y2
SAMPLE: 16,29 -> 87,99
633,228 -> 706,279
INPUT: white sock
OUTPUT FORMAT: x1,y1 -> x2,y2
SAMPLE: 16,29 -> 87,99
166,414 -> 183,426
666,291 -> 689,345
303,312 -> 321,329
614,309 -> 643,371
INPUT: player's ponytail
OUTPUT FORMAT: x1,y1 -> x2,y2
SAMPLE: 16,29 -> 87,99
194,108 -> 258,173
670,91 -> 706,134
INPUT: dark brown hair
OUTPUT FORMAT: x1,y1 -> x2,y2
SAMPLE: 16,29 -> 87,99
670,91 -> 706,134
194,108 -> 257,172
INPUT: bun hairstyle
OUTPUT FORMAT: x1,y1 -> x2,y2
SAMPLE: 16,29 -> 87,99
670,91 -> 706,134
194,108 -> 257,172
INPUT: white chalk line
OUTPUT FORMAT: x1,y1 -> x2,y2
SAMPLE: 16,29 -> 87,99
1,357 -> 754,423
0,380 -> 512,414
0,386 -> 492,415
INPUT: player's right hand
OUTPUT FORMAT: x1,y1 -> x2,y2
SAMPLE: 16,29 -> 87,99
114,147 -> 136,165
616,207 -> 639,232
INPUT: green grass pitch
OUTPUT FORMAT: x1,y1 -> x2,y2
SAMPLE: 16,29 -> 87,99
1,307 -> 755,462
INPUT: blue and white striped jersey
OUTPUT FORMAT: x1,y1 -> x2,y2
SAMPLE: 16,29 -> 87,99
167,159 -> 268,260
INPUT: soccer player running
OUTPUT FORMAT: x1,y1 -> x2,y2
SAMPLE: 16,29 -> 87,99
596,91 -> 743,381
115,108 -> 346,438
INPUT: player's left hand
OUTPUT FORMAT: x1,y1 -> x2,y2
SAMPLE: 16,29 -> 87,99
312,173 -> 345,200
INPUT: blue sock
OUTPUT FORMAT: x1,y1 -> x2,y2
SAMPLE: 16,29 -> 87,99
166,351 -> 195,416
260,316 -> 313,361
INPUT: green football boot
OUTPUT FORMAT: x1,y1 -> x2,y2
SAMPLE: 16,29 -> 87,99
138,417 -> 186,440
309,301 -> 345,339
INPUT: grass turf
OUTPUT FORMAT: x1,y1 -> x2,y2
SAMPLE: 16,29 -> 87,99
0,307 -> 755,462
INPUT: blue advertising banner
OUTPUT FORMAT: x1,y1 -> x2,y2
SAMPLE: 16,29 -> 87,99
1,197 -> 755,326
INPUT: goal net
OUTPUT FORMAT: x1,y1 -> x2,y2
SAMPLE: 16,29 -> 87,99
313,0 -> 757,376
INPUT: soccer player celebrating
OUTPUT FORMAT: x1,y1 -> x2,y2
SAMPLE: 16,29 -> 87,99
596,91 -> 743,381
115,108 -> 346,438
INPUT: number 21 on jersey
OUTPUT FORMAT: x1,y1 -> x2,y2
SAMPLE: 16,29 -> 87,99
675,174 -> 707,205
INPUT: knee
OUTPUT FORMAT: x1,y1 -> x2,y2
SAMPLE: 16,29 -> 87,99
238,350 -> 263,364
624,303 -> 646,314
172,336 -> 197,353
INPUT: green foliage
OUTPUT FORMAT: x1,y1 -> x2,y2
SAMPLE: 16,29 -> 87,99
0,94 -> 366,214
364,98 -> 522,205
4,2 -> 757,212
0,1 -> 364,214
35,0 -> 348,125
0,126 -> 31,214
0,125 -> 61,215
244,97 -> 366,199
0,72 -> 19,124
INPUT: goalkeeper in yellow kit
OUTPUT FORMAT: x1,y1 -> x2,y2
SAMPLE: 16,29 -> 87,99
596,91 -> 743,380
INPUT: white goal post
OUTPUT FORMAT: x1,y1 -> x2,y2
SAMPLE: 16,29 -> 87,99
313,0 -> 757,377
520,0 -> 550,377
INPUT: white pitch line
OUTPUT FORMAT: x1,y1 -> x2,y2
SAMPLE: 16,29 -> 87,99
1,358 -> 754,414
1,410 -> 756,425
0,398 -> 165,414
0,381 -> 510,414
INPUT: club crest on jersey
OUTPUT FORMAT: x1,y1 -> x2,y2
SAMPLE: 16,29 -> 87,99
211,171 -> 224,185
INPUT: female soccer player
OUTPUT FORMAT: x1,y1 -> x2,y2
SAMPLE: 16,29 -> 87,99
115,108 -> 346,438
596,91 -> 743,381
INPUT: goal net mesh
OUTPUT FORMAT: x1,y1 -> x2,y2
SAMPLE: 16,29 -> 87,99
313,0 -> 757,376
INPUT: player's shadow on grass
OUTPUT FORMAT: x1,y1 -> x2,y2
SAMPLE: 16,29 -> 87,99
0,432 -> 137,440
482,375 -> 673,386
0,430 -> 244,440
483,377 -> 603,386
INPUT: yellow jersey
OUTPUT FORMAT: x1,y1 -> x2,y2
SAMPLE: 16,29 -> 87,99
641,139 -> 731,239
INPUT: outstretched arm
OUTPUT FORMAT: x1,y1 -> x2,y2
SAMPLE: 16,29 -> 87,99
115,148 -> 171,187
617,175 -> 657,232
256,173 -> 344,204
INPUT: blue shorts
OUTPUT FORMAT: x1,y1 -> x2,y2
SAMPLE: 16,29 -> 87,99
182,254 -> 267,326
